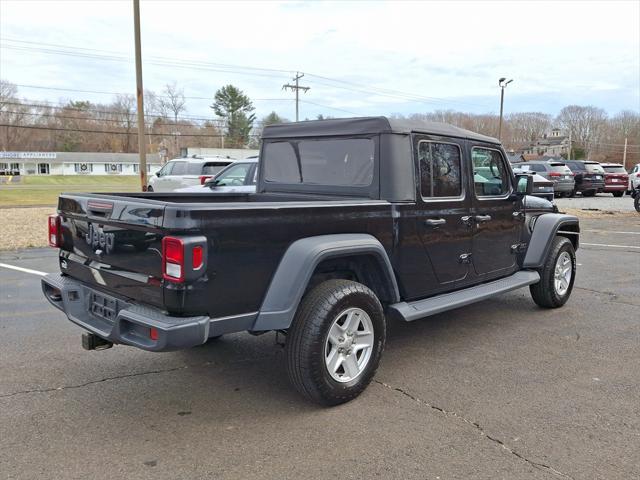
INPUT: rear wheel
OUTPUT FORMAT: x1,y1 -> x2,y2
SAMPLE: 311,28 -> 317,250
582,190 -> 596,197
530,236 -> 576,308
612,191 -> 624,198
285,279 -> 386,406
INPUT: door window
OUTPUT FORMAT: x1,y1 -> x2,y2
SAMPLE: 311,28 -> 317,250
472,148 -> 510,197
158,162 -> 174,176
169,161 -> 187,175
215,162 -> 253,186
418,141 -> 463,198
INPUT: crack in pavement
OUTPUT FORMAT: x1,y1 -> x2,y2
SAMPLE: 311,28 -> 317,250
574,287 -> 639,307
0,354 -> 279,399
374,380 -> 575,480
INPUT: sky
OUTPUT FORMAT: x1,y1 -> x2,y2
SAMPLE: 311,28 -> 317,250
1,0 -> 639,123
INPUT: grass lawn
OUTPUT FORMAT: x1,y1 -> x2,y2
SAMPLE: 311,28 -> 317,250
0,175 -> 142,206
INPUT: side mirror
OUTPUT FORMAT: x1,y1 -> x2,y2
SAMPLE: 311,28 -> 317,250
515,174 -> 533,195
155,171 -> 161,177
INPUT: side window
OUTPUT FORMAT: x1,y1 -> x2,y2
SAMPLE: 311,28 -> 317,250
472,148 -> 510,197
529,164 -> 545,172
418,141 -> 463,198
158,162 -> 174,176
170,161 -> 187,175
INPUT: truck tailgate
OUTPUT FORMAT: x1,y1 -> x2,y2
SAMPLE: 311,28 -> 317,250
57,194 -> 167,308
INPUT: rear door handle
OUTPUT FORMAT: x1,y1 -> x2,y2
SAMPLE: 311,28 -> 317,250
475,215 -> 492,223
424,218 -> 447,227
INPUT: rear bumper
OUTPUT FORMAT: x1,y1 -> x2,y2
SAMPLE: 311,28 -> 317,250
552,182 -> 574,193
576,180 -> 605,191
603,183 -> 627,192
42,273 -> 256,351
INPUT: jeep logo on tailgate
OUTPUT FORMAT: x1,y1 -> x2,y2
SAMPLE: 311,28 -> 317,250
85,223 -> 115,254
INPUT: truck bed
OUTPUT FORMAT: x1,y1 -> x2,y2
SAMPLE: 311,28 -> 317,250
56,191 -> 394,318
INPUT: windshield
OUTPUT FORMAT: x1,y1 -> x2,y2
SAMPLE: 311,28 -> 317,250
263,138 -> 375,187
214,162 -> 254,186
602,165 -> 626,173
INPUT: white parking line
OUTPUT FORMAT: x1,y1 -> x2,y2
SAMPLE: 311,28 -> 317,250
0,263 -> 48,276
581,243 -> 640,250
585,230 -> 640,235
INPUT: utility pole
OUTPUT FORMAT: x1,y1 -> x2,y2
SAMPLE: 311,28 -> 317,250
133,0 -> 147,191
622,137 -> 628,169
498,77 -> 513,141
283,72 -> 310,122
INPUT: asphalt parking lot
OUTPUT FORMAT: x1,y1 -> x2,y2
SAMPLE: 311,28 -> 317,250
1,216 -> 639,480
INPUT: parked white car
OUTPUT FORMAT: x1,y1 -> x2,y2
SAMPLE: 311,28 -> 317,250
175,158 -> 259,194
147,157 -> 235,192
629,164 -> 640,192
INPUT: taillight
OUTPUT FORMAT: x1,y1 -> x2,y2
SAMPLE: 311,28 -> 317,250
161,236 -> 207,282
48,214 -> 61,247
162,237 -> 184,282
192,245 -> 203,270
549,172 -> 562,177
199,175 -> 212,185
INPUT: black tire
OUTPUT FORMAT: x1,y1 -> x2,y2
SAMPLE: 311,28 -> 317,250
568,189 -> 576,198
612,191 -> 624,198
530,236 -> 576,308
582,190 -> 596,197
635,194 -> 640,213
285,279 -> 386,406
147,185 -> 153,192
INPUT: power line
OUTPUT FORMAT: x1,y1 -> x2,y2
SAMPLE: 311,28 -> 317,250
0,123 -> 260,137
11,82 -> 292,103
1,36 -> 486,109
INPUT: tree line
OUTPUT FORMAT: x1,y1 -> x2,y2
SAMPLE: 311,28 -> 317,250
0,79 -> 637,166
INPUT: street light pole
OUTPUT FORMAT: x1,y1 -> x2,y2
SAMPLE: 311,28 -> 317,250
498,77 -> 513,142
133,0 -> 147,191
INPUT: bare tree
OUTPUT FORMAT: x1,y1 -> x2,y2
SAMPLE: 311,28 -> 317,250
506,112 -> 553,146
111,94 -> 136,152
556,105 -> 608,158
159,82 -> 187,155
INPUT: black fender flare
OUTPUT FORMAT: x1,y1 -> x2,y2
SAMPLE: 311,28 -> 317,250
252,234 -> 400,331
523,213 -> 579,268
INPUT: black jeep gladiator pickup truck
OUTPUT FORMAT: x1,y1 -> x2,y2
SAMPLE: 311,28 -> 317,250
42,117 -> 579,405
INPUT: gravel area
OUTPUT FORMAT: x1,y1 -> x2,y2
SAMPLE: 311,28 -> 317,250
555,192 -> 637,213
0,207 -> 55,250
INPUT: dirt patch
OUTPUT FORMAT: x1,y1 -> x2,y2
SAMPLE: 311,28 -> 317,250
0,207 -> 55,250
560,208 -> 638,219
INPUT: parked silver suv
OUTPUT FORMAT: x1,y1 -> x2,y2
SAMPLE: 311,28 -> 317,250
512,161 -> 575,197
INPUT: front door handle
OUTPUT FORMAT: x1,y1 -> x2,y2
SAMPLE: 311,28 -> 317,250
424,218 -> 447,227
475,215 -> 492,223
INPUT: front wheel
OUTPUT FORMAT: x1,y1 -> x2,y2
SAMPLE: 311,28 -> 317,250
285,279 -> 386,406
530,236 -> 576,308
146,185 -> 154,192
634,194 -> 640,213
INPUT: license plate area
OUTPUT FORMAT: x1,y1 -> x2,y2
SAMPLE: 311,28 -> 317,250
90,292 -> 118,323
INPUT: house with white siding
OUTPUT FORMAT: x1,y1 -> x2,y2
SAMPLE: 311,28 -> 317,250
0,152 -> 163,176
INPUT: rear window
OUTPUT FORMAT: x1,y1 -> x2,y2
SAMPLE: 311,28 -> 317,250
585,163 -> 605,173
263,138 -> 375,187
602,165 -> 627,173
566,161 -> 586,171
549,164 -> 571,173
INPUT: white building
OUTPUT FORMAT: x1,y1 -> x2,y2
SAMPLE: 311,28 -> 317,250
0,152 -> 163,176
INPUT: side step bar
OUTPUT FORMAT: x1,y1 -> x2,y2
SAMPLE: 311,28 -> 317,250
388,270 -> 540,322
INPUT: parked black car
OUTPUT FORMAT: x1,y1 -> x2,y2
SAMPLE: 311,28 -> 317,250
564,160 -> 605,196
511,168 -> 555,202
42,117 -> 579,405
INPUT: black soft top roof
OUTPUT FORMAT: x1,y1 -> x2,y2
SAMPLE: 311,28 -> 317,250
262,116 -> 499,144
